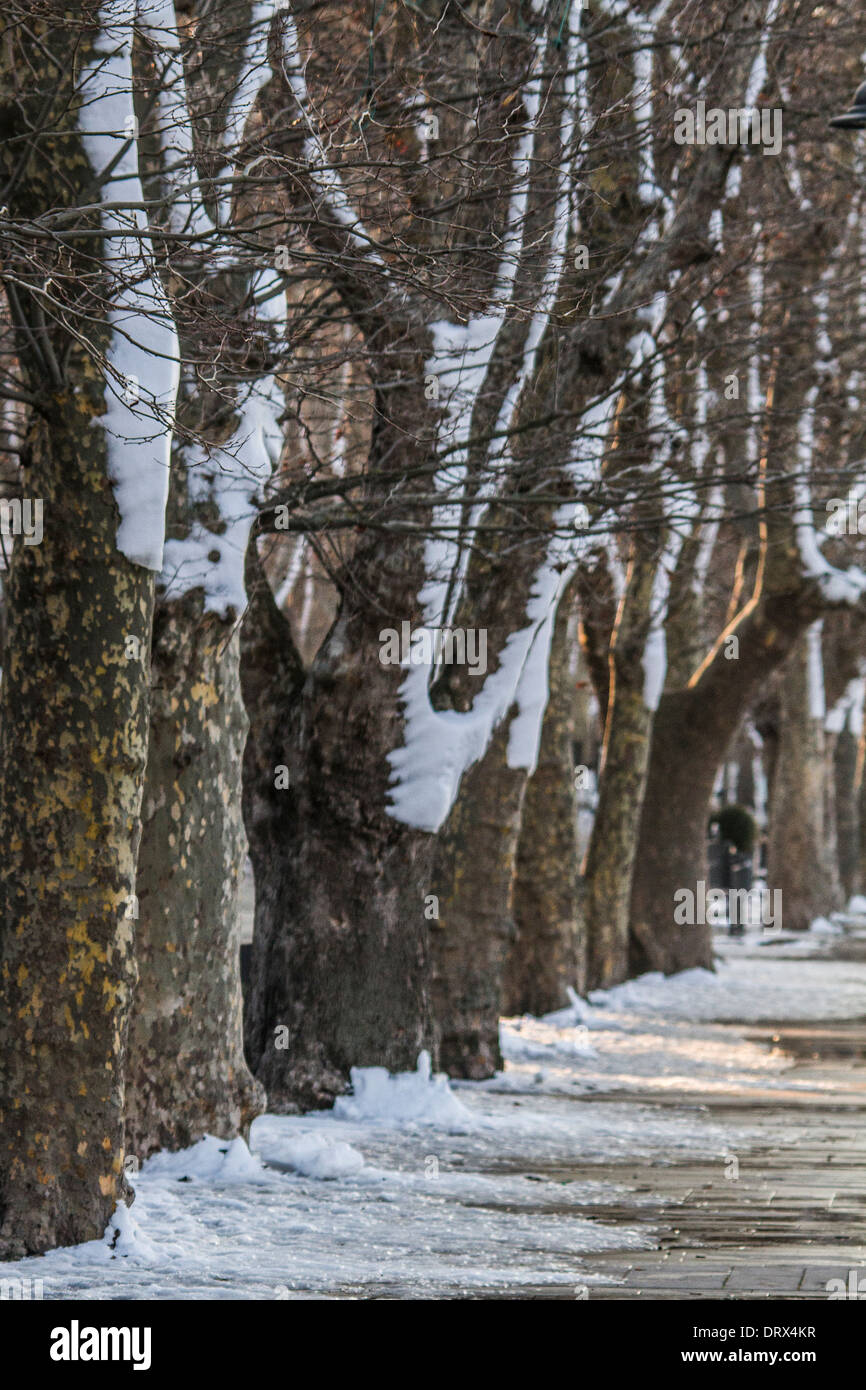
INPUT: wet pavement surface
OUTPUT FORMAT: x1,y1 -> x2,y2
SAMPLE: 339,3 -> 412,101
328,1017 -> 866,1300
482,1019 -> 866,1300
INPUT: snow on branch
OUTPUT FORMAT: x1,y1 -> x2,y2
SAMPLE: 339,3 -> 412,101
223,2 -> 280,156
425,13 -> 584,635
506,394 -> 621,770
723,0 -> 782,202
626,0 -> 676,215
161,269 -> 287,617
134,0 -> 289,614
691,307 -> 723,597
794,295 -> 866,608
78,0 -> 180,572
825,673 -> 866,737
386,389 -> 620,832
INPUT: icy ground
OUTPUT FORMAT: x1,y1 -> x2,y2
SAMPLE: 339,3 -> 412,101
6,924 -> 866,1299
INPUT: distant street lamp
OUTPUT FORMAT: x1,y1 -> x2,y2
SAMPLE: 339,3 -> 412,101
830,80 -> 866,130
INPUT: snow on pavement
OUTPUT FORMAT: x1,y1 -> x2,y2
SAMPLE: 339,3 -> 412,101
498,934 -> 866,1099
4,942 -> 866,1298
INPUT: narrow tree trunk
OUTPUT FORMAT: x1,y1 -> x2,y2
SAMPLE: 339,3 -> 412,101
766,634 -> 842,930
0,399 -> 151,1257
822,728 -> 844,912
504,584 -> 584,1015
858,728 -> 866,899
833,716 -> 859,903
125,601 -> 264,1158
731,727 -> 757,811
583,548 -> 658,990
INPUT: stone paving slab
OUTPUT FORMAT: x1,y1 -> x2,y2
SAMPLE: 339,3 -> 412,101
573,1021 -> 866,1300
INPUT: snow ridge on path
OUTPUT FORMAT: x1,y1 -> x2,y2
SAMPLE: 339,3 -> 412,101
587,948 -> 866,1024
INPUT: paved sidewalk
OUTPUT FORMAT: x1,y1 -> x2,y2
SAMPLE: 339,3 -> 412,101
521,1020 -> 866,1300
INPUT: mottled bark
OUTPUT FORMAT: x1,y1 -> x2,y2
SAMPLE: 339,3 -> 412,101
766,636 -> 843,931
0,9 -> 158,1257
0,398 -> 152,1257
504,582 -> 583,1015
122,0 -> 282,1153
125,601 -> 264,1158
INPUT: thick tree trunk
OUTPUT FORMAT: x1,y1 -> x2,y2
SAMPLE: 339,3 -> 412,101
766,635 -> 843,930
125,601 -> 264,1158
0,399 -> 151,1257
0,5 -> 168,1253
504,585 -> 584,1015
630,565 -> 836,977
241,542 -> 435,1112
431,725 -> 525,1078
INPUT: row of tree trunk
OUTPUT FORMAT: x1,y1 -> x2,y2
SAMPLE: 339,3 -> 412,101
4,0 -> 866,1263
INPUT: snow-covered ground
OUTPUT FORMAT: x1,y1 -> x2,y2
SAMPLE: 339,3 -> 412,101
6,927 -> 866,1299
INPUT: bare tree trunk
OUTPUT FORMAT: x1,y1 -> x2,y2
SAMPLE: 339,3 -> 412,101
431,725 -> 525,1078
504,582 -> 584,1015
858,729 -> 866,899
125,600 -> 264,1158
834,715 -> 859,903
629,686 -> 717,975
0,7 -> 166,1257
241,538 -> 435,1111
0,401 -> 151,1257
766,633 -> 843,930
428,546 -> 584,1075
823,624 -> 865,906
629,587 -> 819,974
583,546 -> 658,990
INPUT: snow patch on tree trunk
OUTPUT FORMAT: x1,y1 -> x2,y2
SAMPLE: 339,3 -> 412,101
78,0 -> 180,571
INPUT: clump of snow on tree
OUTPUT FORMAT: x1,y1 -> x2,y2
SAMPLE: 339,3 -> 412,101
78,0 -> 180,571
